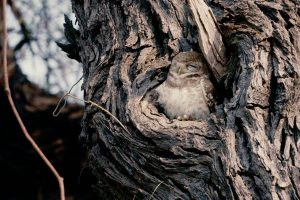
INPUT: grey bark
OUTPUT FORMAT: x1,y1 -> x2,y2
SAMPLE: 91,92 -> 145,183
70,0 -> 300,199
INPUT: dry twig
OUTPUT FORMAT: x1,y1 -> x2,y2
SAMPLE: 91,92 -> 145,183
1,1 -> 65,199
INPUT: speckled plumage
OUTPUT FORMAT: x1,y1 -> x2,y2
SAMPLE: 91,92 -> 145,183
155,52 -> 215,120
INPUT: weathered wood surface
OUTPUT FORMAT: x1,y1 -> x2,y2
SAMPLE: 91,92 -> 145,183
188,0 -> 227,80
71,0 -> 300,199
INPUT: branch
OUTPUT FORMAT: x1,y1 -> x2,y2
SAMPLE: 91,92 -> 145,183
7,0 -> 32,51
1,1 -> 65,199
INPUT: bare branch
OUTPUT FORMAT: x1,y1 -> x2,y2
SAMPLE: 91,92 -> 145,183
1,1 -> 65,199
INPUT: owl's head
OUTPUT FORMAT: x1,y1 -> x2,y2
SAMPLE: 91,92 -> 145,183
169,52 -> 208,78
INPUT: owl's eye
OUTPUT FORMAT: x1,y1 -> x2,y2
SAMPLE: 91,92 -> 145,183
187,64 -> 199,72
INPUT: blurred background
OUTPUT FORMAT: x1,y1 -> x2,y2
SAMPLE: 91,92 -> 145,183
7,0 -> 82,94
1,0 -> 96,199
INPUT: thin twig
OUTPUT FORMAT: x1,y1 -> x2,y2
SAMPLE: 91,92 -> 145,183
53,74 -> 130,136
149,181 -> 164,200
52,75 -> 83,117
68,93 -> 131,135
2,1 -> 65,200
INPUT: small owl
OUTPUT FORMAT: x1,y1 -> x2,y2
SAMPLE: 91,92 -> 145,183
154,51 -> 215,121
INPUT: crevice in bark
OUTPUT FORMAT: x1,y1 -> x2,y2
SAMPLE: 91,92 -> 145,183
143,2 -> 169,55
280,122 -> 288,161
234,117 -> 251,170
246,104 -> 269,110
256,3 -> 280,23
279,10 -> 294,30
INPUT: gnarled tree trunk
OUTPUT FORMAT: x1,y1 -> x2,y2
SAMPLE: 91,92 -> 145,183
71,0 -> 300,199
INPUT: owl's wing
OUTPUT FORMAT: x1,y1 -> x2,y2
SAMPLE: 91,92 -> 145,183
202,77 -> 215,109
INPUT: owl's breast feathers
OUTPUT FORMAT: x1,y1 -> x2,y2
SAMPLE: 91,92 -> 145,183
155,75 -> 214,120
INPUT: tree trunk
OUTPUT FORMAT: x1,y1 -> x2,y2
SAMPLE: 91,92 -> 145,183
71,0 -> 300,199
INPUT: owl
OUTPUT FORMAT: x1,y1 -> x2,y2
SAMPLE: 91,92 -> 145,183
154,51 -> 215,121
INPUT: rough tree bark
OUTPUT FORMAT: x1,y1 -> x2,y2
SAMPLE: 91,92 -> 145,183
70,0 -> 300,199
